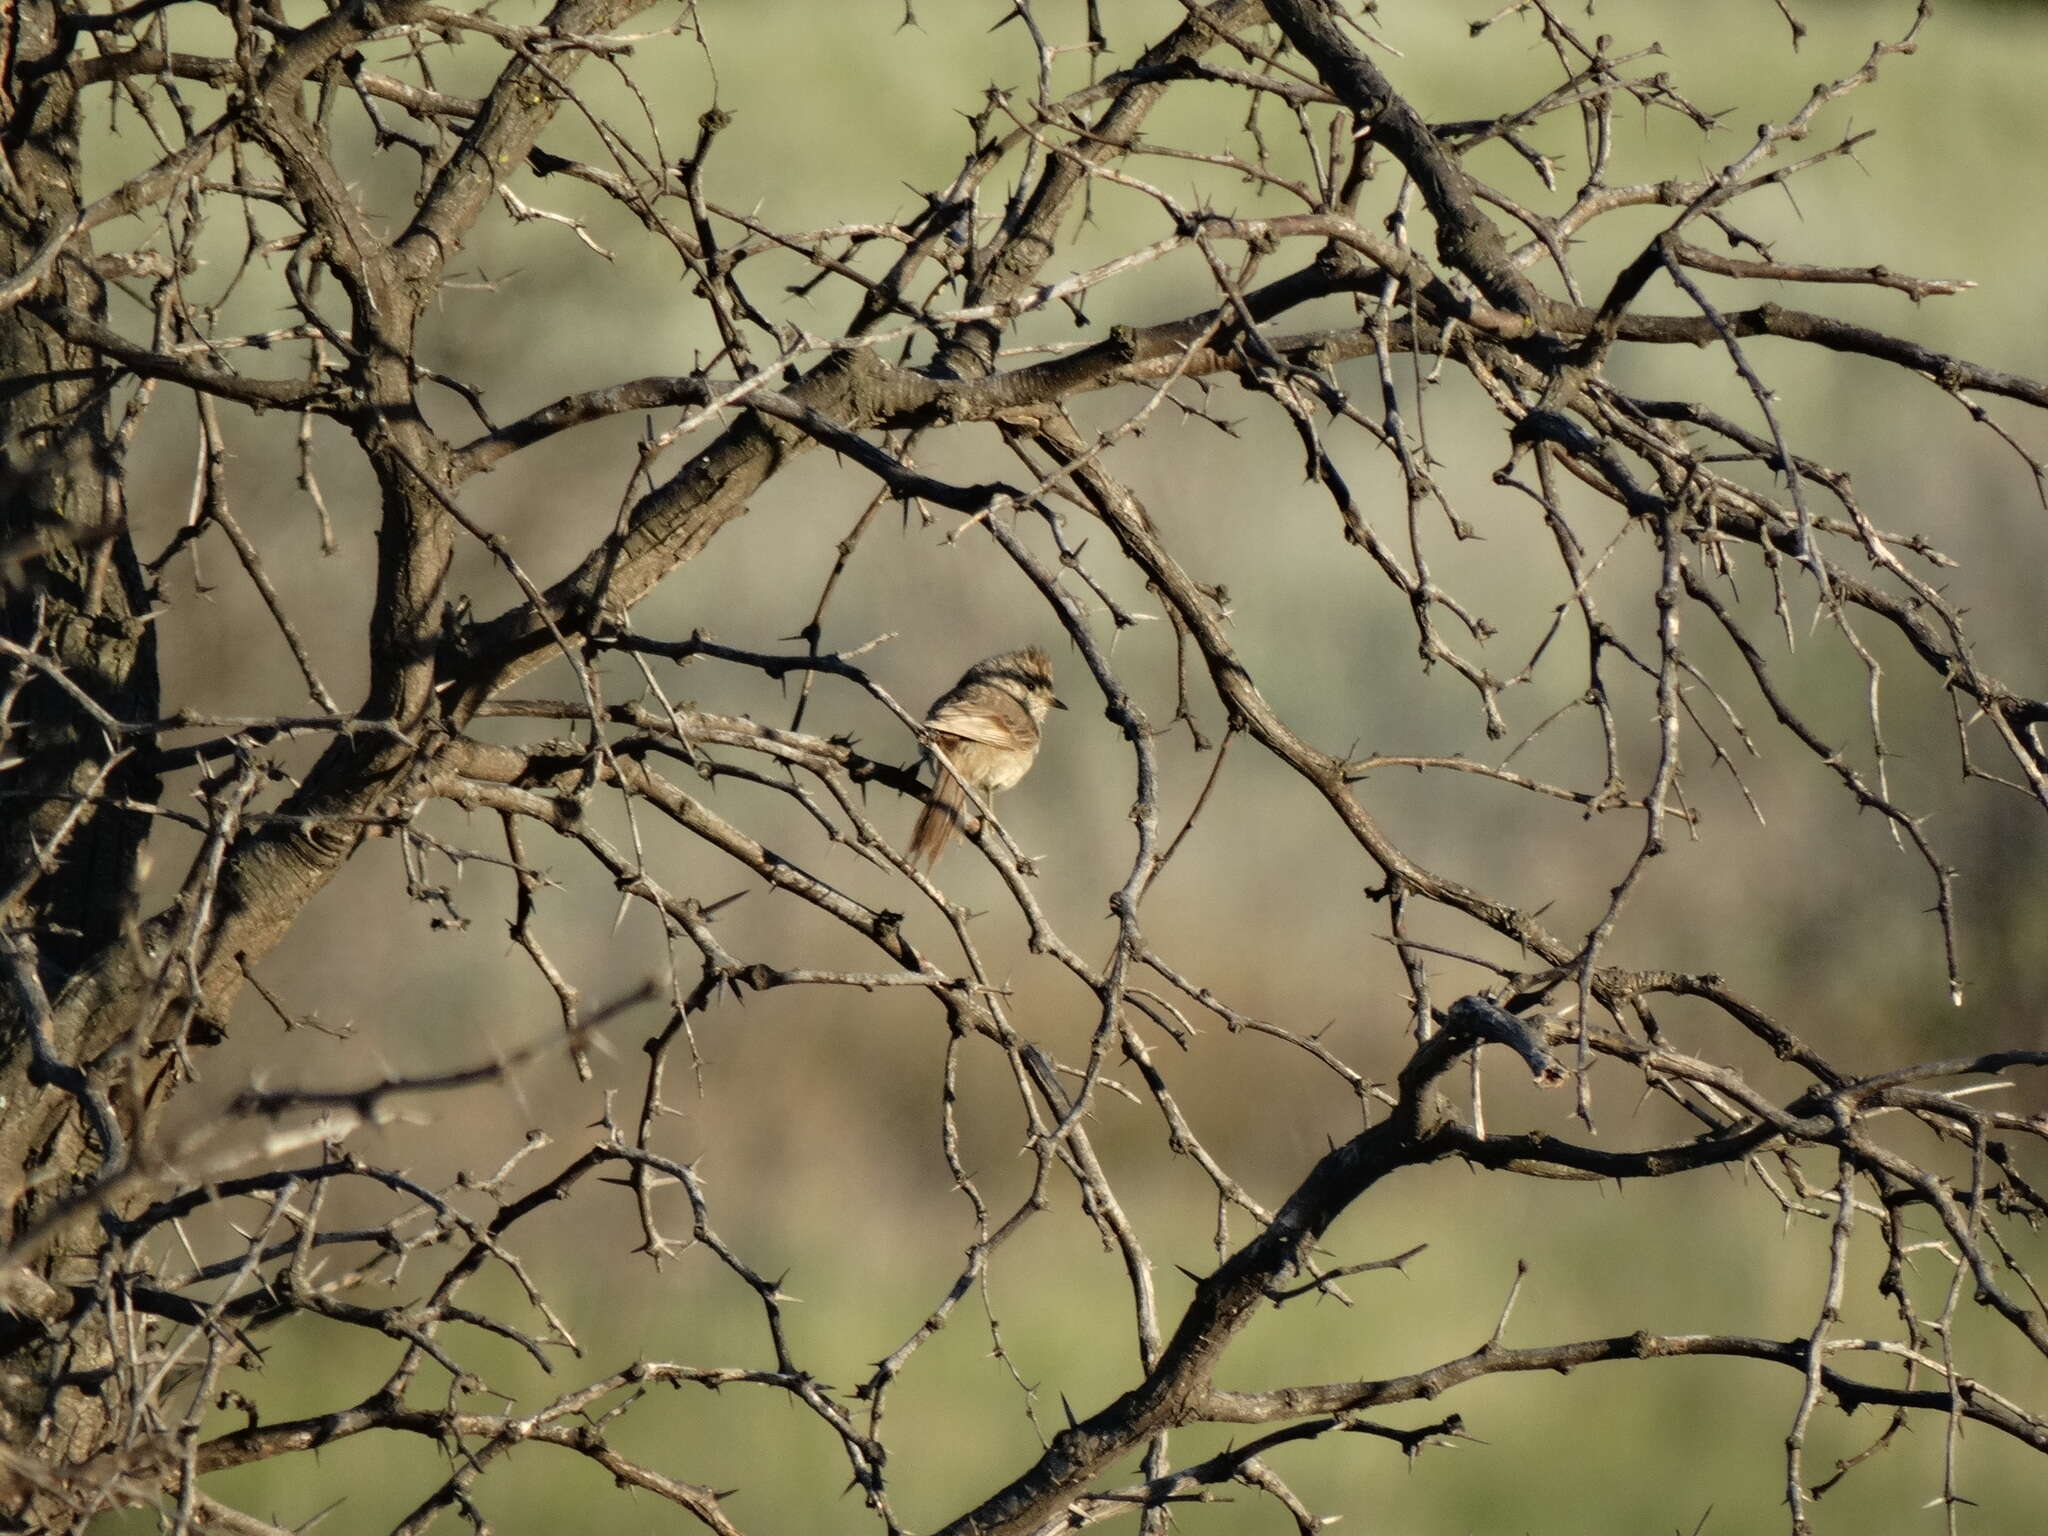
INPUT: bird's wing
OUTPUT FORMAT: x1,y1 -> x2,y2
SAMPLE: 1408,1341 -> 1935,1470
925,698 -> 1034,750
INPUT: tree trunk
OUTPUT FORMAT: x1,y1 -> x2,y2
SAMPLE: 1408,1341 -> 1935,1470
0,0 -> 161,1507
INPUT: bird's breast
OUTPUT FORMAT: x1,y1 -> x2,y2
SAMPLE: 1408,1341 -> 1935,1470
980,747 -> 1036,793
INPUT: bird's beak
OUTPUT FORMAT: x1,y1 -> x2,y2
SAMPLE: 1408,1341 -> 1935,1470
1051,695 -> 1068,710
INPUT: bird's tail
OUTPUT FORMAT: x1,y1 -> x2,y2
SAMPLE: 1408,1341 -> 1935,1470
909,761 -> 972,868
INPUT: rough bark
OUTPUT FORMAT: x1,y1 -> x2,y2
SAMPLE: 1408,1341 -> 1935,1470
0,0 -> 161,1495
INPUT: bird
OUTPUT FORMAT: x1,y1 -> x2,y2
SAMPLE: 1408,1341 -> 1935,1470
909,646 -> 1065,868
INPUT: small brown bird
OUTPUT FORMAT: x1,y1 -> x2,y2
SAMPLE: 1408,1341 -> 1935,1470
909,646 -> 1065,868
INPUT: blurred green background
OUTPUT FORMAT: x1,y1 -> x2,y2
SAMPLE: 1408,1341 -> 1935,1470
90,0 -> 2048,1531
